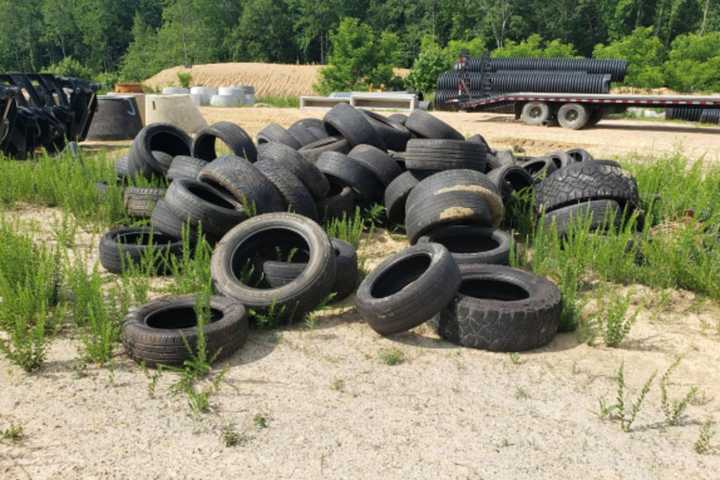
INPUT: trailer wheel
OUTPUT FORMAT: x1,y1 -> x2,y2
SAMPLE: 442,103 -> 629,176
588,108 -> 603,127
557,103 -> 589,130
520,102 -> 550,126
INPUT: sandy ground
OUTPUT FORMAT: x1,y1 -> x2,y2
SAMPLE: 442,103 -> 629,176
144,63 -> 409,97
3,110 -> 720,478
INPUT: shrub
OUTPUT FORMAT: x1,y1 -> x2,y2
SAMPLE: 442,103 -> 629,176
316,18 -> 402,94
44,57 -> 94,80
664,32 -> 720,92
406,36 -> 450,95
593,27 -> 666,88
492,34 -> 578,58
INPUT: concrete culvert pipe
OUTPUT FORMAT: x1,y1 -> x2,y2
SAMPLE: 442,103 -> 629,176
190,86 -> 218,106
162,87 -> 190,95
210,95 -> 244,108
86,95 -> 143,141
145,94 -> 208,134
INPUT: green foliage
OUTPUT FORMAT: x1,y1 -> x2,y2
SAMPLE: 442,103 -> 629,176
317,18 -> 402,94
230,0 -> 294,62
44,57 -> 94,79
177,72 -> 192,89
664,32 -> 720,92
492,34 -> 578,59
660,357 -> 699,426
599,362 -> 656,432
119,14 -> 162,82
594,27 -> 666,88
406,36 -> 452,95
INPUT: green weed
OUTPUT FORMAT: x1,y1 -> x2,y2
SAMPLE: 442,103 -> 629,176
378,347 -> 405,366
660,357 -> 698,426
253,414 -> 269,429
694,419 -> 716,454
1,423 -> 25,442
596,290 -> 638,348
599,362 -> 656,432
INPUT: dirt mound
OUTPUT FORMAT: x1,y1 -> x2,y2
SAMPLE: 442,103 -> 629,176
145,63 -> 411,98
144,63 -> 324,97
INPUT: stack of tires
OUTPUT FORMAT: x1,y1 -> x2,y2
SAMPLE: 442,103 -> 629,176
100,105 -> 641,367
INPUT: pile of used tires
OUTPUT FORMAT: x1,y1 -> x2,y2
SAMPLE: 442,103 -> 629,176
435,56 -> 627,108
101,104 -> 640,366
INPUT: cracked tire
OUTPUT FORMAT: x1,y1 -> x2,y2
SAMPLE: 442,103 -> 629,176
405,191 -> 494,244
356,243 -> 461,336
433,264 -> 561,352
192,121 -> 257,162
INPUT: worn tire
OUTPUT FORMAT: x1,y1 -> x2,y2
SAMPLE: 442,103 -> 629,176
192,121 -> 257,162
383,171 -> 425,226
288,119 -> 325,147
255,160 -> 318,220
542,199 -> 622,236
318,185 -> 357,222
522,157 -> 558,181
406,169 -> 504,228
486,164 -> 534,204
404,139 -> 487,172
356,243 -> 461,335
122,295 -> 248,367
434,264 -> 561,352
360,110 -> 411,151
324,104 -> 384,149
150,200 -> 192,241
316,152 -> 384,202
127,123 -> 192,178
166,156 -> 208,181
417,226 -> 511,266
348,144 -> 402,187
123,187 -> 166,218
405,191 -> 495,244
165,178 -> 247,242
257,142 -> 329,200
535,162 -> 640,213
557,103 -> 590,130
99,227 -> 183,275
405,110 -> 463,140
198,155 -> 285,214
486,150 -> 516,171
298,136 -> 350,164
546,150 -> 573,169
520,102 -> 550,126
566,148 -> 594,163
211,213 -> 337,323
257,123 -> 302,150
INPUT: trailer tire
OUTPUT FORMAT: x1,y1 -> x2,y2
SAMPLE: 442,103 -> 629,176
557,103 -> 590,130
520,102 -> 550,126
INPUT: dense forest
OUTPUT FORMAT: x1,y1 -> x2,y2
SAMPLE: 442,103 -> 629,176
1,0 -> 719,92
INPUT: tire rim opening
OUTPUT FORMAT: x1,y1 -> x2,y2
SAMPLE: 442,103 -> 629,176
186,182 -> 236,209
146,306 -> 223,329
431,233 -> 499,254
459,278 -> 530,301
371,253 -> 431,298
116,230 -> 176,246
149,131 -> 190,157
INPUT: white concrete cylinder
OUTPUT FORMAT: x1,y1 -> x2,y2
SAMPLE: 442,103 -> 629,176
145,94 -> 208,134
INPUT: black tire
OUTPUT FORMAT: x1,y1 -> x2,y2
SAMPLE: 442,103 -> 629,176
153,151 -> 174,172
122,295 -> 248,367
166,156 -> 208,181
127,123 -> 192,178
434,264 -> 561,352
522,157 -> 557,181
557,103 -> 590,130
535,162 -> 640,213
405,110 -> 463,140
417,226 -> 511,266
318,185 -> 357,222
405,191 -> 495,244
298,136 -> 350,164
288,120 -> 324,147
466,134 -> 491,151
486,150 -> 516,171
150,200 -> 193,241
542,199 -> 622,236
356,243 -> 461,335
198,155 -> 285,214
257,142 -> 330,200
383,171 -> 424,226
123,187 -> 166,218
255,160 -> 318,220
192,121 -> 257,162
323,104 -> 384,149
591,159 -> 623,168
289,118 -> 327,142
387,113 -> 408,125
486,164 -> 534,203
316,152 -> 384,202
520,102 -> 550,126
566,148 -> 594,163
211,213 -> 337,323
588,108 -> 604,127
165,178 -> 247,242
360,110 -> 411,151
263,239 -> 358,302
257,123 -> 302,150
348,144 -> 402,187
545,150 -> 573,169
404,139 -> 487,172
406,169 -> 504,228
99,227 -> 183,275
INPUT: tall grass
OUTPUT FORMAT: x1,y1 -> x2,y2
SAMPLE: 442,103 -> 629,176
254,96 -> 300,108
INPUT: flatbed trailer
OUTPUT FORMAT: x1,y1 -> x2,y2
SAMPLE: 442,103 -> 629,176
448,92 -> 720,130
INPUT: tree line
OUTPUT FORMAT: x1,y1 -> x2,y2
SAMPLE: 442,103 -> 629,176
0,0 -> 718,92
